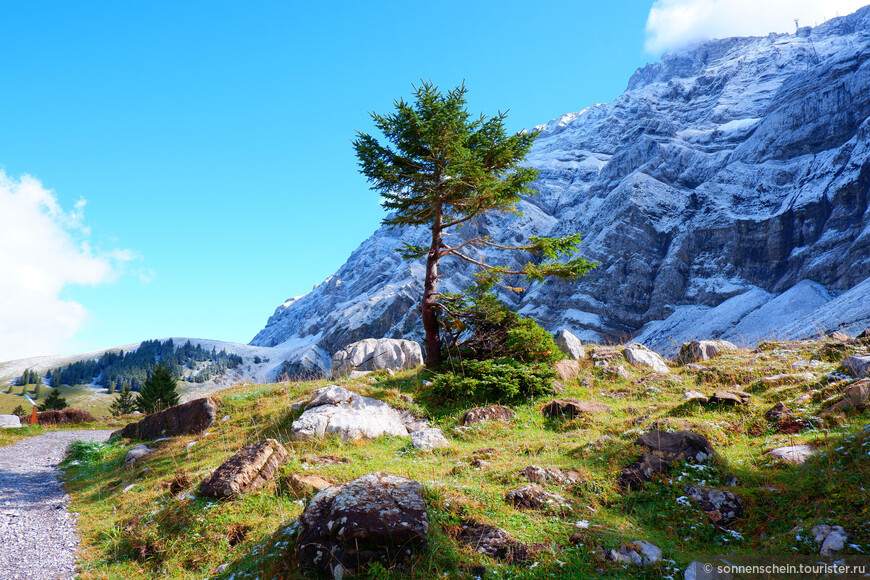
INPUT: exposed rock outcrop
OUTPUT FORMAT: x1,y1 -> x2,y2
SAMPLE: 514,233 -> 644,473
331,338 -> 423,375
200,439 -> 288,499
678,340 -> 738,363
116,398 -> 217,440
554,329 -> 585,360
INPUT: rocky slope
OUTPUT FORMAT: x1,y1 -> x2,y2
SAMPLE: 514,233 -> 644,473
253,8 -> 870,364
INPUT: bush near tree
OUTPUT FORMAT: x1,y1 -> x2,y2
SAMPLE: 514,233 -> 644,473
136,363 -> 180,414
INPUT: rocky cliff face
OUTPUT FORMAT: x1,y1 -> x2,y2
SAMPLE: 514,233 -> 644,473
252,8 -> 870,362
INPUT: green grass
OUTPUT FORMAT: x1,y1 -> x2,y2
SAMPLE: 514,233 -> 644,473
58,339 -> 869,579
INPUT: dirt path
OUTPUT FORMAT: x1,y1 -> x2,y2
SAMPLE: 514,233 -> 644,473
0,429 -> 114,580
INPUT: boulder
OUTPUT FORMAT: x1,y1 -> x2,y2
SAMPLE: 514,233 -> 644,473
842,354 -> 870,377
636,430 -> 714,463
812,524 -> 848,556
764,402 -> 791,421
410,428 -> 450,450
36,408 -> 96,425
678,340 -> 738,363
761,373 -> 815,386
764,444 -> 815,464
200,439 -> 288,499
519,465 -> 581,485
707,390 -> 750,406
606,540 -> 662,566
554,329 -> 585,360
504,484 -> 570,512
295,472 -> 428,579
0,415 -> 22,429
820,379 -> 870,415
124,444 -> 154,468
623,344 -> 670,374
683,485 -> 744,525
117,397 -> 217,440
289,474 -> 333,496
332,338 -> 423,375
826,330 -> 852,342
541,399 -> 612,419
455,520 -> 534,563
290,385 -> 412,441
554,359 -> 580,381
618,453 -> 672,489
461,405 -> 515,425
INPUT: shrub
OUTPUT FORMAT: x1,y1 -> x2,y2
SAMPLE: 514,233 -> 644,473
430,358 -> 556,403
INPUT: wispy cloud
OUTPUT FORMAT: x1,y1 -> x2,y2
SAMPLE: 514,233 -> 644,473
0,171 -> 135,360
645,0 -> 870,54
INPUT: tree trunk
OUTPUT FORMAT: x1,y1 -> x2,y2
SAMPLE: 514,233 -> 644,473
421,203 -> 443,369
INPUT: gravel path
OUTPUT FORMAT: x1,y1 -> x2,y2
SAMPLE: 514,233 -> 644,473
0,430 -> 114,580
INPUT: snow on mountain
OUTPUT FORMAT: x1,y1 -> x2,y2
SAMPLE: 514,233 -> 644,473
252,8 -> 870,363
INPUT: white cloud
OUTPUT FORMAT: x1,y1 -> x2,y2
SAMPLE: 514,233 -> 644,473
645,0 -> 870,54
0,171 -> 134,360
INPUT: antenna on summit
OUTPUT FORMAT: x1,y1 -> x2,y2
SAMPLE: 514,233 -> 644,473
794,18 -> 799,31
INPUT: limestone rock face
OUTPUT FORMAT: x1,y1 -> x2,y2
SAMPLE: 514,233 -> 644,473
117,398 -> 217,440
554,329 -> 585,360
843,354 -> 870,377
295,472 -> 428,579
678,340 -> 738,363
623,344 -> 670,374
200,439 -> 289,499
461,405 -> 515,425
291,385 -> 414,441
331,338 -> 423,375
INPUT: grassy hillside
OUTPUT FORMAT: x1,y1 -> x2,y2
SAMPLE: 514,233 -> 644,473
60,338 -> 869,579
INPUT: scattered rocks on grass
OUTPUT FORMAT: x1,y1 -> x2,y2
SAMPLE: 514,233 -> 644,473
519,465 -> 581,485
678,340 -> 738,363
504,484 -> 570,512
461,405 -> 515,425
812,524 -> 849,556
606,540 -> 662,566
116,397 -> 217,440
623,343 -> 670,374
124,444 -> 154,469
455,520 -> 536,563
36,409 -> 96,425
554,329 -> 585,360
0,415 -> 21,429
290,385 -> 420,441
295,472 -> 428,580
764,444 -> 815,464
542,399 -> 612,419
682,485 -> 744,525
200,439 -> 288,499
410,428 -> 450,450
331,338 -> 423,375
820,379 -> 870,416
554,359 -> 580,381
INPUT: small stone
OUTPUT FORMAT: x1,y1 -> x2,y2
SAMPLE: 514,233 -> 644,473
461,405 -> 515,425
683,485 -> 744,525
607,540 -> 662,566
761,373 -> 815,386
765,444 -> 815,464
683,390 -> 707,401
541,399 -> 612,419
410,428 -> 450,450
124,444 -> 155,468
764,402 -> 790,421
504,484 -> 570,512
290,474 -> 333,496
812,524 -> 848,556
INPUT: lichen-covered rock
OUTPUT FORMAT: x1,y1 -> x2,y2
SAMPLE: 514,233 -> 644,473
842,354 -> 870,377
200,439 -> 288,499
295,472 -> 428,579
683,485 -> 744,525
554,329 -> 585,360
623,343 -> 670,373
461,405 -> 515,425
504,484 -> 570,512
541,399 -> 612,419
291,385 -> 411,441
410,428 -> 450,450
332,338 -> 423,375
820,379 -> 870,415
116,398 -> 217,440
678,340 -> 738,363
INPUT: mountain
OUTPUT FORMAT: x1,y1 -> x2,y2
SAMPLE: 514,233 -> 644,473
252,8 -> 870,365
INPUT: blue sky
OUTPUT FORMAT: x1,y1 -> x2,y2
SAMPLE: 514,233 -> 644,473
1,0 -> 865,359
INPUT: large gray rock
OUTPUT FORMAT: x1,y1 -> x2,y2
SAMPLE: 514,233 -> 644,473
295,472 -> 428,579
332,338 -> 423,375
812,524 -> 849,556
0,415 -> 22,429
200,439 -> 288,499
678,340 -> 738,363
291,385 -> 411,441
842,354 -> 870,377
116,397 -> 217,440
623,344 -> 670,374
683,485 -> 744,525
607,540 -> 662,567
554,329 -> 585,360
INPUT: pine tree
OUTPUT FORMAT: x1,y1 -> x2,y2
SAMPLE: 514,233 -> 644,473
38,388 -> 68,411
109,385 -> 137,416
136,363 -> 180,414
353,82 -> 596,368
12,405 -> 26,419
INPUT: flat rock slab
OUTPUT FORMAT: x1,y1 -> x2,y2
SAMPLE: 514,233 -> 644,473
124,444 -> 155,468
289,474 -> 333,496
542,399 -> 612,419
843,354 -> 870,377
618,452 -> 672,489
117,397 -> 217,440
200,438 -> 288,499
554,359 -> 580,381
761,373 -> 815,386
0,430 -> 113,580
765,444 -> 815,464
332,338 -> 423,375
461,405 -> 515,425
0,415 -> 21,429
707,390 -> 751,405
291,385 -> 411,441
295,472 -> 428,579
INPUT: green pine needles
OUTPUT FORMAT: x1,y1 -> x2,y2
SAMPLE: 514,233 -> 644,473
135,363 -> 180,414
353,82 -> 596,368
